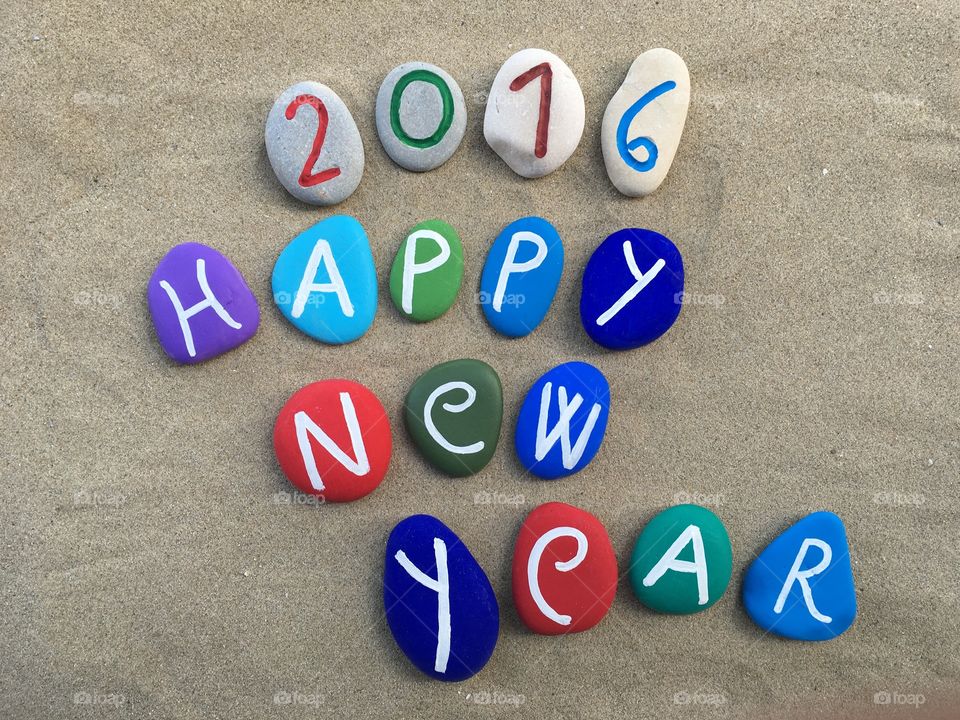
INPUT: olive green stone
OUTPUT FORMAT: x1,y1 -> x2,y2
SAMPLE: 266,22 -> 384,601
629,504 -> 732,614
404,359 -> 502,477
389,219 -> 464,322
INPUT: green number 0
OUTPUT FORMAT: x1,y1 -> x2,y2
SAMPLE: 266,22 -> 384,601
390,69 -> 455,149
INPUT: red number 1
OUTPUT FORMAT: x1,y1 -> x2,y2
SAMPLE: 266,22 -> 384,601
285,95 -> 342,187
509,63 -> 553,159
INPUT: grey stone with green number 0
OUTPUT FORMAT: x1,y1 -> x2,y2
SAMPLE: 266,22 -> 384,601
375,61 -> 467,172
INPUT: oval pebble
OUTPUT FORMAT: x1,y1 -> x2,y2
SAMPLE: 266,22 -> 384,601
579,228 -> 683,350
512,502 -> 617,635
514,361 -> 610,479
147,242 -> 260,364
272,215 -> 378,344
601,48 -> 691,197
273,379 -> 392,503
404,359 -> 502,477
479,216 -> 563,338
743,511 -> 857,640
265,81 -> 364,205
483,48 -> 585,178
384,514 -> 499,681
629,504 -> 732,614
376,62 -> 467,172
389,219 -> 464,322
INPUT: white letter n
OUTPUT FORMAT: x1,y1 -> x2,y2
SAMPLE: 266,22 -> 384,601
294,392 -> 370,492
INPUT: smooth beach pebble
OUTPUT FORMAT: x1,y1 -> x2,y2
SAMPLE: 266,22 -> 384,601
743,511 -> 857,641
272,215 -> 377,344
514,361 -> 610,480
601,48 -> 691,197
483,48 -> 585,178
479,216 -> 563,337
389,219 -> 464,322
376,62 -> 467,172
629,504 -> 732,614
265,81 -> 364,205
512,502 -> 617,635
147,242 -> 260,364
580,228 -> 683,350
273,379 -> 392,503
384,514 -> 500,681
404,359 -> 502,477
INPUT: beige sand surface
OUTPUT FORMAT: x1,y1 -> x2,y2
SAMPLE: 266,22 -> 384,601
2,1 -> 958,718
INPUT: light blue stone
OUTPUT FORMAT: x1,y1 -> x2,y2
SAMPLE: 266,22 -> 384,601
743,511 -> 857,641
479,217 -> 563,338
384,514 -> 500,681
272,215 -> 377,344
514,361 -> 610,479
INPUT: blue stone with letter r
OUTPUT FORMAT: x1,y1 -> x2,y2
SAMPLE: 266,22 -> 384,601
579,228 -> 683,350
384,514 -> 500,681
743,511 -> 857,641
479,216 -> 564,338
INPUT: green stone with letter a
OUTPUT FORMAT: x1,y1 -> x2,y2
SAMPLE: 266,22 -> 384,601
404,359 -> 502,477
389,219 -> 463,323
629,504 -> 732,614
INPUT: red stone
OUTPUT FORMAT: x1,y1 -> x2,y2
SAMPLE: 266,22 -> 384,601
273,379 -> 392,503
512,501 -> 618,634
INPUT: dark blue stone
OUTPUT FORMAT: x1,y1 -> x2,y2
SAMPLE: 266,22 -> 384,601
579,228 -> 683,350
743,511 -> 857,641
514,361 -> 610,479
384,514 -> 499,681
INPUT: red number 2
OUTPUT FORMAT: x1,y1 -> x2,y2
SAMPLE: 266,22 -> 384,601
285,95 -> 342,187
509,63 -> 553,159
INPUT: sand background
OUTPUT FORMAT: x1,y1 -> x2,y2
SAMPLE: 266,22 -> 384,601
2,0 -> 958,718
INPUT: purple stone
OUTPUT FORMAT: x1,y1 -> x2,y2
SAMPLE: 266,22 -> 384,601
147,243 -> 260,364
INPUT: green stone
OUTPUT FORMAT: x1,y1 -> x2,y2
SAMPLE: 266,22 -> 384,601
629,504 -> 732,614
389,219 -> 463,322
404,359 -> 502,477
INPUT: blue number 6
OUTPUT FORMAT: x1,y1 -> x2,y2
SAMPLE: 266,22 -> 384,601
615,80 -> 677,172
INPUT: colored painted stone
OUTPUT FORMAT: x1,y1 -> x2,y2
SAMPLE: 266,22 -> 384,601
580,228 -> 683,350
375,62 -> 467,172
601,48 -> 691,197
384,514 -> 499,681
146,242 -> 260,364
479,216 -> 563,337
629,504 -> 732,614
743,511 -> 857,641
273,379 -> 392,503
512,502 -> 617,635
265,81 -> 364,205
272,215 -> 377,344
404,359 -> 502,477
514,361 -> 610,479
483,48 -> 585,178
389,220 -> 464,322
